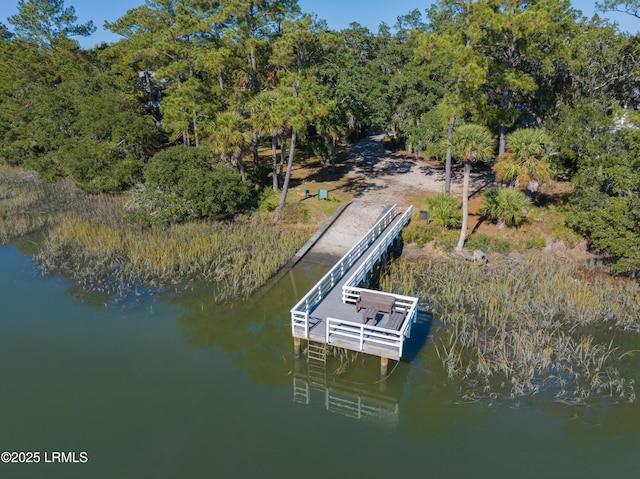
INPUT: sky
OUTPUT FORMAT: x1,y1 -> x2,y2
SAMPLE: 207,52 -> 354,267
0,0 -> 638,49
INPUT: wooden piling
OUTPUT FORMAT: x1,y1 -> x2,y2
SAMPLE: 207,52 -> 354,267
294,337 -> 301,357
380,357 -> 389,377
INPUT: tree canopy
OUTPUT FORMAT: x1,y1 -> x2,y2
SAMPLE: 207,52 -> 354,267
0,0 -> 639,272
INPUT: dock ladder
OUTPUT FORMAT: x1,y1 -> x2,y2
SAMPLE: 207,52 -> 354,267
307,342 -> 327,394
307,342 -> 327,363
293,342 -> 327,405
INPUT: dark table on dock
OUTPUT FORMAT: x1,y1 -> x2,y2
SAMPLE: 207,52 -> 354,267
362,308 -> 378,324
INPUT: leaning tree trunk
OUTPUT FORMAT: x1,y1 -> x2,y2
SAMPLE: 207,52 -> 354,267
279,136 -> 287,177
445,117 -> 455,195
499,85 -> 510,155
235,151 -> 247,183
252,130 -> 259,169
218,69 -> 226,112
274,129 -> 297,223
192,106 -> 200,147
272,134 -> 278,191
455,160 -> 471,252
331,136 -> 337,173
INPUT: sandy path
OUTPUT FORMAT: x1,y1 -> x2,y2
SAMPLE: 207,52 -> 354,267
305,135 -> 494,259
343,134 -> 494,208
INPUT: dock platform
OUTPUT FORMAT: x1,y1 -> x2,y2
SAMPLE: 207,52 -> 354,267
291,205 -> 419,361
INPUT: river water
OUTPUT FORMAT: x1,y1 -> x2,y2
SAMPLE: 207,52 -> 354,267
1,243 -> 639,479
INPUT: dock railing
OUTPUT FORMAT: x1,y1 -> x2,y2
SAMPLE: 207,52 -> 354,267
342,206 -> 413,301
325,292 -> 418,358
333,205 -> 418,357
291,205 -> 399,339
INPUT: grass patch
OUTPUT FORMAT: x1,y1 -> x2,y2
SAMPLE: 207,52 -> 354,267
551,219 -> 582,248
2,164 -> 313,300
381,254 -> 640,403
465,233 -> 513,254
37,206 -> 312,300
525,236 -> 546,250
0,165 -> 80,241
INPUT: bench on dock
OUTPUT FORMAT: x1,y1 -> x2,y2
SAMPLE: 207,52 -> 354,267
356,290 -> 395,315
386,309 -> 407,331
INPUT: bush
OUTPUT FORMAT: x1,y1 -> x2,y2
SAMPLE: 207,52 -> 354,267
433,228 -> 459,252
525,236 -> 546,250
465,233 -> 513,254
425,194 -> 462,229
465,233 -> 491,252
493,238 -> 512,254
403,220 -> 427,243
128,146 -> 253,223
481,187 -> 531,227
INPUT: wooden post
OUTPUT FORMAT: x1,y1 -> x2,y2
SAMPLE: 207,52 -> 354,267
380,357 -> 389,377
379,376 -> 387,393
294,337 -> 301,357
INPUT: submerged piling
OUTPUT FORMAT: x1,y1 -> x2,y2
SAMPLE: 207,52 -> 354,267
380,357 -> 389,377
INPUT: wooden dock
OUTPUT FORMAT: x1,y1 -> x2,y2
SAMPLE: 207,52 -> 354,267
291,205 -> 419,361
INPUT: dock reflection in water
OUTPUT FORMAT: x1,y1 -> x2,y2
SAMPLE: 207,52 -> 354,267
293,371 -> 401,428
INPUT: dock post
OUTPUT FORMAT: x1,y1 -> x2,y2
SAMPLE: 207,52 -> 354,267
380,357 -> 389,377
294,337 -> 301,357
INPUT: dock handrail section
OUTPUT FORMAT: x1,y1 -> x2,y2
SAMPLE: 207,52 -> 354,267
291,205 -> 398,339
333,204 -> 417,357
342,205 -> 413,299
325,294 -> 418,358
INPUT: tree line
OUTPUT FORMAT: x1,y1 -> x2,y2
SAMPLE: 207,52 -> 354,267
1,0 -> 639,272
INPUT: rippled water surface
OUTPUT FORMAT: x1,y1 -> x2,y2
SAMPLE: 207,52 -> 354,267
1,244 -> 639,479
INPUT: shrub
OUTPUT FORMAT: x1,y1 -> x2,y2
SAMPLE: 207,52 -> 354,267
465,233 -> 513,254
433,228 -> 459,252
465,233 -> 491,251
552,220 -> 581,248
128,146 -> 253,223
525,236 -> 546,250
493,238 -> 512,254
425,194 -> 462,229
481,187 -> 531,227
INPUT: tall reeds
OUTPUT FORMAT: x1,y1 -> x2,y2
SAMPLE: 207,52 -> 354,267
381,254 -> 640,402
37,208 -> 311,300
2,165 -> 312,300
0,165 -> 80,240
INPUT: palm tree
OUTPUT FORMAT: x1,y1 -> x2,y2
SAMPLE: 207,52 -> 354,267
450,124 -> 495,251
494,128 -> 555,193
481,187 -> 531,228
209,111 -> 251,183
248,91 -> 286,191
316,103 -> 348,173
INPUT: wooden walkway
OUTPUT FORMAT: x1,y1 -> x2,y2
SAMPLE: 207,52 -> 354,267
291,205 -> 419,360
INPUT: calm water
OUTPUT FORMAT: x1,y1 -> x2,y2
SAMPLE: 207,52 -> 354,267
1,243 -> 639,479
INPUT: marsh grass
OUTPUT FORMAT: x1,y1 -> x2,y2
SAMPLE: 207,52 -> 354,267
0,165 -> 81,241
2,165 -> 313,301
37,207 -> 312,300
381,254 -> 640,403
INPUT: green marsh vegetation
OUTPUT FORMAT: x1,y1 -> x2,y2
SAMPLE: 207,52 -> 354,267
0,163 -> 313,300
381,255 -> 640,403
1,0 -> 639,279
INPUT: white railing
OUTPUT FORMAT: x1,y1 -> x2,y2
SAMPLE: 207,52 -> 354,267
342,206 -> 413,296
326,390 -> 399,426
325,297 -> 418,358
290,205 -> 399,339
